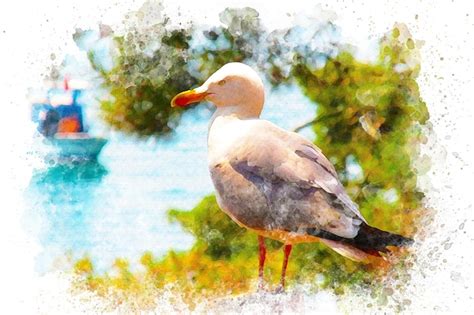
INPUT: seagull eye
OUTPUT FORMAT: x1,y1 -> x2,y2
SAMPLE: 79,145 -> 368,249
217,79 -> 226,86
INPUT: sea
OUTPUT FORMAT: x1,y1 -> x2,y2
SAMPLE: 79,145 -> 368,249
23,84 -> 315,273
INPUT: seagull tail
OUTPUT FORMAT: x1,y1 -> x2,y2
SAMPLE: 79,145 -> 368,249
351,223 -> 414,253
304,223 -> 413,262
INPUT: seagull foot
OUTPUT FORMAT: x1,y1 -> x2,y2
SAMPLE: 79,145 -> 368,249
273,284 -> 286,294
257,280 -> 268,293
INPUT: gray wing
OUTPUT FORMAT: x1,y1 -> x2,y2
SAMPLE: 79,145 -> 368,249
291,140 -> 367,224
226,122 -> 367,236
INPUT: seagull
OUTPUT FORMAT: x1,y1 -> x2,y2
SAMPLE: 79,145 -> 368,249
171,62 -> 413,291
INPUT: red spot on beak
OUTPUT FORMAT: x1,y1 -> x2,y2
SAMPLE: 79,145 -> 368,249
171,89 -> 208,108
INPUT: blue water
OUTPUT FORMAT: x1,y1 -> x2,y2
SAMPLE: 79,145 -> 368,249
24,84 -> 316,273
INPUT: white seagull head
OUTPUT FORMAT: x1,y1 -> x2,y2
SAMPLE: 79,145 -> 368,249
171,62 -> 265,117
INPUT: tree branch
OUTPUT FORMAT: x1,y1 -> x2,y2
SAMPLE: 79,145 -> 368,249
292,112 -> 341,133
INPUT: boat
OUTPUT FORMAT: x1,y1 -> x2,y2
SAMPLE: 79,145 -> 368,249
31,78 -> 108,162
45,133 -> 107,161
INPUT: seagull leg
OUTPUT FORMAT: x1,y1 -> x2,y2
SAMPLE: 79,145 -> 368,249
258,235 -> 266,290
276,244 -> 293,293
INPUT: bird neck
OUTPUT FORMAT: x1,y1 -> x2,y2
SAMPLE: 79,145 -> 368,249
207,109 -> 250,166
209,105 -> 261,126
207,104 -> 263,159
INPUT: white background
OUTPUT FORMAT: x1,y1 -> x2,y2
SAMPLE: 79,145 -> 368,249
0,0 -> 473,313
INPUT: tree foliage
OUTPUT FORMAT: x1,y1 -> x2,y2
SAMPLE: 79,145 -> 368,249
76,3 -> 428,304
290,24 -> 428,234
86,4 -> 264,138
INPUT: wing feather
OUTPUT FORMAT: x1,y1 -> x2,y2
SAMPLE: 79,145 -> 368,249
229,121 -> 367,225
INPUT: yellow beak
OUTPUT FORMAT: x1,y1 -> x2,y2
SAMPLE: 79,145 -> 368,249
171,89 -> 209,108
